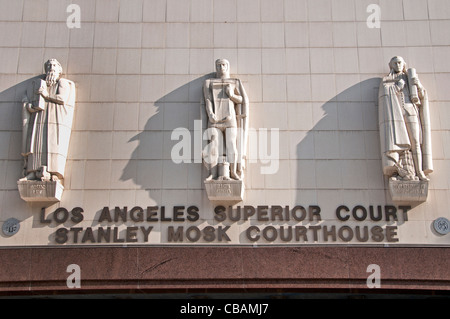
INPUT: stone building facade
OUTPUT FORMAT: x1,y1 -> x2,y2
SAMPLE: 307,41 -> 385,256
0,0 -> 448,296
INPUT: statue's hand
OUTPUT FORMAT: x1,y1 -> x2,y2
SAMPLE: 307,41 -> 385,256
24,102 -> 34,112
412,77 -> 424,90
209,113 -> 218,123
396,79 -> 405,91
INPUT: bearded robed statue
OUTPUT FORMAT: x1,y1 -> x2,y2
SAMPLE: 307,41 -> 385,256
20,59 -> 76,183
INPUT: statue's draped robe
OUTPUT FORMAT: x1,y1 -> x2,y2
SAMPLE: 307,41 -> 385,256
378,73 -> 433,176
24,78 -> 76,179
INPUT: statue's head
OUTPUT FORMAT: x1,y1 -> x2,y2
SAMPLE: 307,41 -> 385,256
389,56 -> 407,74
215,58 -> 230,79
44,59 -> 63,86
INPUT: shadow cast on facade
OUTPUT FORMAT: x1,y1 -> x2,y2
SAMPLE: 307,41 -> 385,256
295,77 -> 382,195
294,78 -> 411,225
0,76 -> 41,147
121,74 -> 215,204
290,77 -> 415,246
0,76 -> 43,201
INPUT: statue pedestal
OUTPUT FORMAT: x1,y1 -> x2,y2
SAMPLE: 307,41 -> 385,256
204,179 -> 244,202
17,180 -> 64,203
388,179 -> 428,202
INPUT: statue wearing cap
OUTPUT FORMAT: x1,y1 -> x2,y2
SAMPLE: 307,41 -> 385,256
378,56 -> 433,183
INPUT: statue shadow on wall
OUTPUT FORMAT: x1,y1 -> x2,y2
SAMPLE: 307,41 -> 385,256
0,76 -> 42,156
120,74 -> 214,207
294,77 -> 409,226
0,76 -> 42,194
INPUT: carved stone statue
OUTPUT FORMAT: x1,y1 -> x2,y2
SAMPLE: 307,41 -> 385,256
203,59 -> 249,181
378,56 -> 432,201
202,59 -> 249,202
18,59 -> 76,203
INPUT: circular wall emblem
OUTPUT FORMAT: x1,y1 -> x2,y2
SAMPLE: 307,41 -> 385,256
433,217 -> 450,235
2,218 -> 20,237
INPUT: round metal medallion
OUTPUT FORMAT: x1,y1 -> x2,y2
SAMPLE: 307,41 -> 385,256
433,217 -> 450,236
2,218 -> 20,237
